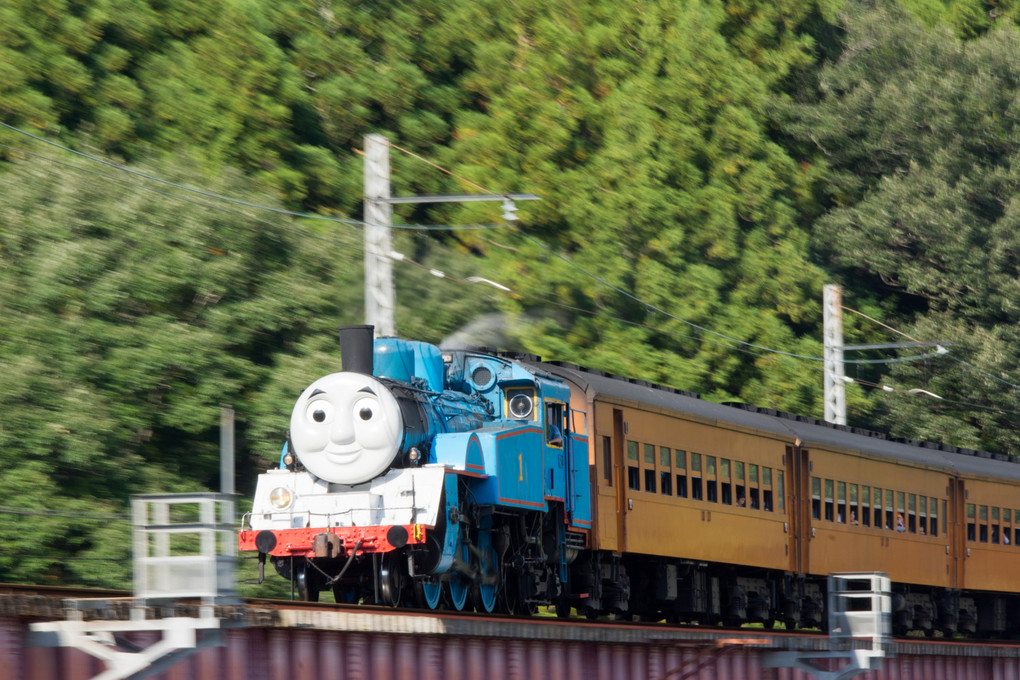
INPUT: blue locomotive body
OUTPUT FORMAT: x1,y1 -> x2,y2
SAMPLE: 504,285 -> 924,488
240,326 -> 591,610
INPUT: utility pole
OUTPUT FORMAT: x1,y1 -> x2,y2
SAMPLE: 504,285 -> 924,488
364,134 -> 395,337
823,284 -> 847,425
361,134 -> 539,337
220,405 -> 234,496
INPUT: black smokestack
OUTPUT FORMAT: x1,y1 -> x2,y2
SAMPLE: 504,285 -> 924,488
339,325 -> 374,375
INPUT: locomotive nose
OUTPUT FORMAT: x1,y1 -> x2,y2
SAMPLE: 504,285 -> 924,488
328,416 -> 356,446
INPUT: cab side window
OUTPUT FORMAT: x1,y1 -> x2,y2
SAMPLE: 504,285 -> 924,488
545,402 -> 564,447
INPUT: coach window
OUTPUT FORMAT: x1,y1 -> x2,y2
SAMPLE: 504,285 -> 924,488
762,466 -> 773,511
748,464 -> 760,509
1015,510 -> 1020,546
602,437 -> 612,486
837,482 -> 847,523
691,453 -> 704,501
874,488 -> 883,528
895,492 -> 906,532
811,477 -> 821,520
979,505 -> 989,543
675,451 -> 688,498
705,456 -> 718,503
907,494 -> 917,533
966,504 -> 976,541
918,497 -> 927,535
736,462 -> 747,508
644,444 -> 656,493
824,479 -> 834,521
861,487 -> 871,527
886,490 -> 895,531
992,506 -> 1000,544
849,484 -> 859,525
720,459 -> 732,505
1003,508 -> 1011,545
928,498 -> 938,537
776,471 -> 785,511
659,447 -> 672,496
627,441 -> 640,491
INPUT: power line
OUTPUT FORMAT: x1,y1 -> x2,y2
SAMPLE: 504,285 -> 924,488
3,122 -> 969,372
512,227 -> 828,362
0,505 -> 130,521
0,142 -> 356,246
388,141 -> 973,370
841,305 -> 921,343
0,125 -> 512,232
0,122 -> 364,225
842,303 -> 1020,390
0,553 -> 126,562
946,355 -> 1020,391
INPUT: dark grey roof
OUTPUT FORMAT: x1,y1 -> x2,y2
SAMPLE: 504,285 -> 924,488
528,359 -> 1020,483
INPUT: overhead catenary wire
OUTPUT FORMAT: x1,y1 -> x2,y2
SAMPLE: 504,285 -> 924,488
2,121 -> 979,374
0,505 -> 130,521
0,124 -> 510,232
0,142 -> 355,246
842,304 -> 1020,390
387,140 -> 993,372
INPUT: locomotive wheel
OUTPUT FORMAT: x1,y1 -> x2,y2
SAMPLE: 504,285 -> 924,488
295,565 -> 319,602
447,532 -> 472,611
447,575 -> 470,611
379,553 -> 404,607
499,568 -> 520,614
471,531 -> 499,613
415,579 -> 443,610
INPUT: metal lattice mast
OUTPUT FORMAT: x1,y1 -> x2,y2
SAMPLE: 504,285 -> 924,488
823,284 -> 846,425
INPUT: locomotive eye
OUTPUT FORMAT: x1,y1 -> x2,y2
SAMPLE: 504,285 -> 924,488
359,407 -> 373,421
306,401 -> 334,424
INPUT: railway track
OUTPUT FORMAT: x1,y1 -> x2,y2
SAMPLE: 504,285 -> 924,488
6,582 -> 1020,652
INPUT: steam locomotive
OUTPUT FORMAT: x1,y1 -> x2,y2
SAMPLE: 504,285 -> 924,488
240,326 -> 1020,634
240,325 -> 589,612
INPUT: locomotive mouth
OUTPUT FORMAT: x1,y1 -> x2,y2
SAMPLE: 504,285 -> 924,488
323,445 -> 362,463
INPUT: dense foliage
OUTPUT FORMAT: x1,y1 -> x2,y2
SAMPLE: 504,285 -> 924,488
3,0 -> 1020,586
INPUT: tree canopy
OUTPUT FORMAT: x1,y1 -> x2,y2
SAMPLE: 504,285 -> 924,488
4,0 -> 1020,587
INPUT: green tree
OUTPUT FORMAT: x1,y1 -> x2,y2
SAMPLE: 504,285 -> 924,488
781,4 -> 1020,452
429,0 -> 830,413
0,147 -> 364,585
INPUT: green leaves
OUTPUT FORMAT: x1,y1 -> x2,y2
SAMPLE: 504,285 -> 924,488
782,4 -> 1020,452
0,149 -> 364,583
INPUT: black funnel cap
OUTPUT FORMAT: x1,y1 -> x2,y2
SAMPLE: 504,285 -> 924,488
339,325 -> 374,375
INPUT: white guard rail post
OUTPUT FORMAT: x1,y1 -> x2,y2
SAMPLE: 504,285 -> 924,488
763,572 -> 893,680
27,493 -> 240,680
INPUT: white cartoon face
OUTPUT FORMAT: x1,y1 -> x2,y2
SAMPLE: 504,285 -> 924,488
289,372 -> 403,485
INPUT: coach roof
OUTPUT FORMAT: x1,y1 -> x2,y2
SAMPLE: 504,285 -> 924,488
534,359 -> 1020,483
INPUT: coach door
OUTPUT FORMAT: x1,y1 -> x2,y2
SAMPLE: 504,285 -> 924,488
785,445 -> 810,575
949,478 -> 965,589
613,408 -> 627,553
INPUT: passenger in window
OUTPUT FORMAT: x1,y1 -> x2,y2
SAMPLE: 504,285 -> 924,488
896,512 -> 906,532
1005,533 -> 1011,545
849,510 -> 858,525
736,493 -> 746,507
547,423 -> 563,447
918,525 -> 925,535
